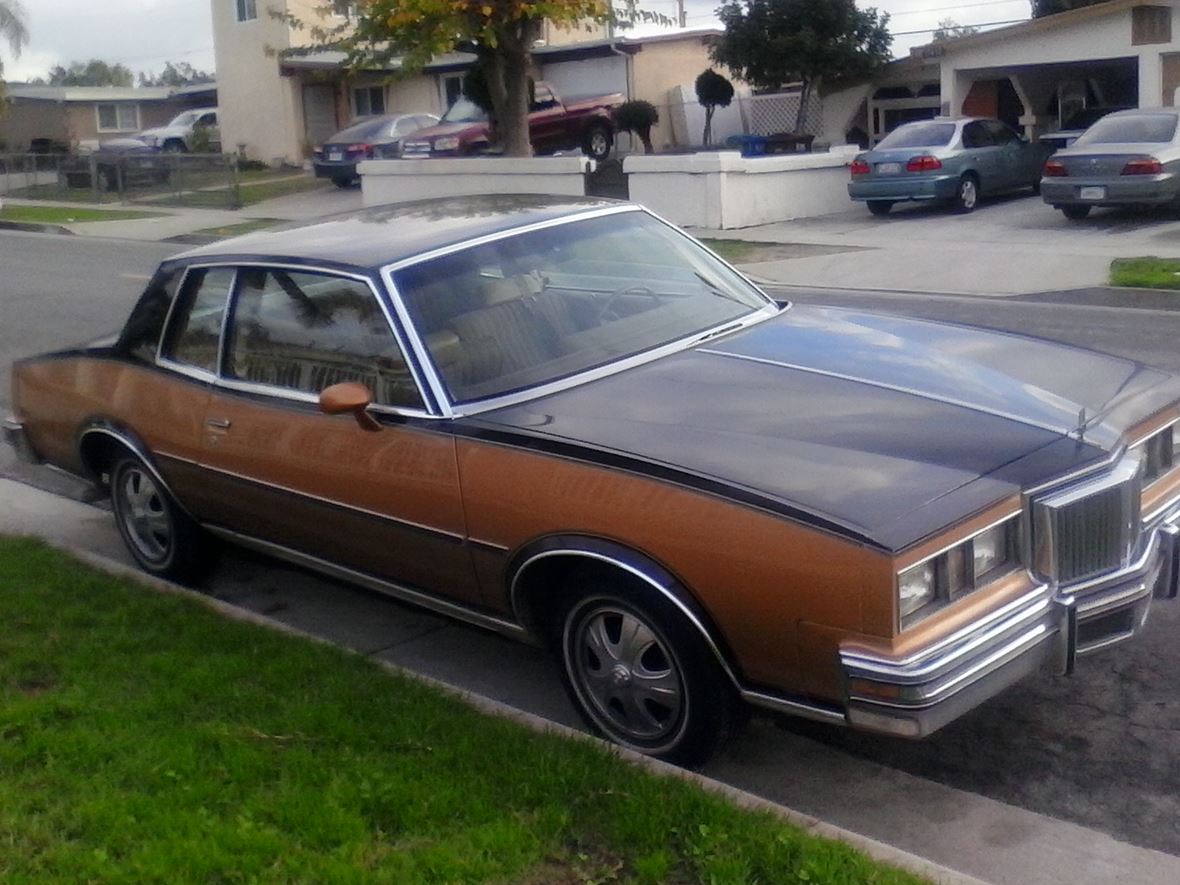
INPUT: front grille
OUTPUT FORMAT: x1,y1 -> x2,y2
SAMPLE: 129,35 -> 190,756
1033,455 -> 1142,585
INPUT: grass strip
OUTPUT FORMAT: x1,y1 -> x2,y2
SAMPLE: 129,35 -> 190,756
0,536 -> 924,884
1110,257 -> 1180,290
0,205 -> 162,224
191,218 -> 282,239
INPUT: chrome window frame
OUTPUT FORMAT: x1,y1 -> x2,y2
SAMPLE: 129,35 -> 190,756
156,260 -> 436,419
379,204 -> 781,419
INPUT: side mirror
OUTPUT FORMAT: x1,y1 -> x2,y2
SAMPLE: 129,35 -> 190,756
319,382 -> 381,432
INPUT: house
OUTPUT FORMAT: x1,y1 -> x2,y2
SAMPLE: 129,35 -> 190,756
211,0 -> 725,163
823,0 -> 1180,147
0,82 -> 217,152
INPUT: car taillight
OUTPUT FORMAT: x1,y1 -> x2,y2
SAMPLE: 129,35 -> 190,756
905,155 -> 942,172
312,146 -> 323,159
347,143 -> 373,157
1042,159 -> 1067,177
850,159 -> 870,177
1122,157 -> 1162,175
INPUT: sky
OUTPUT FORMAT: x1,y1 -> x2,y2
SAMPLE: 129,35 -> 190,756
2,0 -> 1035,84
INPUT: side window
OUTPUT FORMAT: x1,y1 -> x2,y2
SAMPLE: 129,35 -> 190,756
161,267 -> 234,373
985,120 -> 1019,145
118,268 -> 181,363
225,269 -> 422,409
961,122 -> 993,149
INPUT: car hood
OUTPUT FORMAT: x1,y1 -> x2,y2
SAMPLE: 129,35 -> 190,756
472,305 -> 1180,550
138,125 -> 183,139
405,121 -> 485,144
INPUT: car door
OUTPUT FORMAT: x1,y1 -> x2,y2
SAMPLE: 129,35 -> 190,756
191,263 -> 483,605
527,84 -> 567,152
960,121 -> 1000,193
984,120 -> 1031,189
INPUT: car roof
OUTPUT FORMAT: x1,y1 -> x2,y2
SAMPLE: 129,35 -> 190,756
171,194 -> 628,271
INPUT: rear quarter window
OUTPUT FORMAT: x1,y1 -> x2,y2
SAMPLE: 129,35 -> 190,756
117,268 -> 181,363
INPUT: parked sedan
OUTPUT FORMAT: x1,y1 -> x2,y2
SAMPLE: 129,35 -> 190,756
7,196 -> 1180,766
62,139 -> 170,192
1041,109 -> 1180,219
849,117 -> 1048,215
1038,105 -> 1132,152
312,113 -> 439,187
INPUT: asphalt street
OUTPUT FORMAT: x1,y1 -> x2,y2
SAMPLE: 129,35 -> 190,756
4,229 -> 1180,881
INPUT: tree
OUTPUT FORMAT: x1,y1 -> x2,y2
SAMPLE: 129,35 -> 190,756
932,18 -> 979,42
1031,0 -> 1111,17
695,68 -> 734,146
711,0 -> 891,133
138,61 -> 215,88
0,0 -> 29,97
42,59 -> 134,87
289,1 -> 661,157
612,99 -> 659,153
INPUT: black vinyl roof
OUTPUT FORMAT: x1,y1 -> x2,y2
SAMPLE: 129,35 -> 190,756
173,194 -> 627,272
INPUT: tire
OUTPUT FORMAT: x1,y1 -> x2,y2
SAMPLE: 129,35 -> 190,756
1030,177 -> 1041,195
109,454 -> 211,582
557,581 -> 740,767
331,176 -> 355,189
953,174 -> 979,213
161,139 -> 187,153
582,124 -> 613,162
866,200 -> 893,216
99,166 -> 119,193
1062,204 -> 1091,220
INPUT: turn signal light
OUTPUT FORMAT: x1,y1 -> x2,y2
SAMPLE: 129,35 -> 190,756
1122,157 -> 1163,175
850,159 -> 871,177
1043,159 -> 1067,177
905,155 -> 942,172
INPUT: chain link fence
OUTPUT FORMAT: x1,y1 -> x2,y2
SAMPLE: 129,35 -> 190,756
0,152 -> 244,209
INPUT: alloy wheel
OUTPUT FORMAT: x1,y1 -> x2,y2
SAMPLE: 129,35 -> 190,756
117,465 -> 173,564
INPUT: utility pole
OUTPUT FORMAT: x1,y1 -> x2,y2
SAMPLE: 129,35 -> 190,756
677,0 -> 686,28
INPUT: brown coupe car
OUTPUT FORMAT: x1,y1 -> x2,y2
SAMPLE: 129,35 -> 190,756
6,196 -> 1180,765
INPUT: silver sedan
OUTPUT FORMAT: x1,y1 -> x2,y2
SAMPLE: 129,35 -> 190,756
1041,109 -> 1180,219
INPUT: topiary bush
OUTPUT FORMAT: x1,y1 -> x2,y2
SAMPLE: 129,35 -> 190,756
612,100 -> 660,154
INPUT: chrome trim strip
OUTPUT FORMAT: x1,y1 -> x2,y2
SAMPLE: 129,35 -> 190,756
1143,489 -> 1180,526
1128,415 -> 1179,450
739,690 -> 848,725
1076,581 -> 1148,616
898,510 -> 1022,572
842,585 -> 1049,671
157,450 -> 465,542
76,425 -> 197,521
1056,530 -> 1159,596
204,526 -> 530,640
1076,627 -> 1137,655
2,416 -> 40,464
698,348 -> 1077,437
509,548 -> 746,691
378,204 -> 781,419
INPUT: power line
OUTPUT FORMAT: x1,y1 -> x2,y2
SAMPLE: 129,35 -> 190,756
889,0 -> 1027,18
892,18 -> 1027,36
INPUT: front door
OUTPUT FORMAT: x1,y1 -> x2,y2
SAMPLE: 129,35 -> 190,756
193,264 -> 481,605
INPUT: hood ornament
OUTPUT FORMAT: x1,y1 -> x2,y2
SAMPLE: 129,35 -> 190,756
1075,407 -> 1088,442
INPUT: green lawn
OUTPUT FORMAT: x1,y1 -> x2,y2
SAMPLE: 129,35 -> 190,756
0,205 -> 162,224
191,218 -> 282,239
698,238 -> 763,263
0,537 -> 924,884
1110,257 -> 1180,290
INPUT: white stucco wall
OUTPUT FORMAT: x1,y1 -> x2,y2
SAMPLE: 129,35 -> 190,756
359,157 -> 594,206
624,147 -> 860,229
540,56 -> 628,102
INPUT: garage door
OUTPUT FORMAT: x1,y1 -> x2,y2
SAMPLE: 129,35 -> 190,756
303,85 -> 338,146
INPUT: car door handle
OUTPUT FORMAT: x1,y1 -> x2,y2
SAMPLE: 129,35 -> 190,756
205,418 -> 232,430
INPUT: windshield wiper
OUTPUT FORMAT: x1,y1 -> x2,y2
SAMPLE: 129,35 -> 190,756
693,270 -> 747,305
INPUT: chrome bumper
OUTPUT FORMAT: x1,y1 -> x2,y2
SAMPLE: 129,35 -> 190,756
2,416 -> 40,464
840,513 -> 1178,738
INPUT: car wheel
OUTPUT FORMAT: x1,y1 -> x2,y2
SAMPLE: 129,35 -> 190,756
162,140 -> 187,153
331,176 -> 355,189
1030,177 -> 1042,195
558,583 -> 739,767
1062,204 -> 1091,220
99,166 -> 119,193
866,200 -> 893,216
953,174 -> 979,213
582,124 -> 612,161
110,455 -> 211,582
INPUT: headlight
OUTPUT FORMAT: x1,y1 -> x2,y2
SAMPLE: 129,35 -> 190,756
140,135 -> 157,146
433,136 -> 460,151
1139,425 -> 1176,484
896,515 -> 1020,631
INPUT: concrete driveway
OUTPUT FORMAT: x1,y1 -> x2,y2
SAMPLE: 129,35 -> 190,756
706,191 -> 1180,296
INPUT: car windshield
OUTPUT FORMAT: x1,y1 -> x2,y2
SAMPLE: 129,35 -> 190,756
392,210 -> 774,405
329,117 -> 393,142
167,110 -> 201,128
876,122 -> 957,149
1073,113 -> 1178,145
440,97 -> 487,124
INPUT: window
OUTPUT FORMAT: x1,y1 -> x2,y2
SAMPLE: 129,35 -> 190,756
226,269 -> 421,409
119,269 -> 182,363
875,121 -> 956,149
983,120 -> 1020,145
162,268 -> 235,374
354,86 -> 386,117
1132,6 -> 1171,45
442,73 -> 464,110
95,103 -> 139,132
961,121 -> 993,149
330,0 -> 358,19
235,0 -> 257,22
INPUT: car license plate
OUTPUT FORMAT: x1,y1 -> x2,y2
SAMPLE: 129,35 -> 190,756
1079,186 -> 1106,200
328,150 -> 343,161
876,162 -> 901,175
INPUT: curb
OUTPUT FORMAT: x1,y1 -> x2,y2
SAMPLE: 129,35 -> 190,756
50,538 -> 985,885
0,220 -> 73,236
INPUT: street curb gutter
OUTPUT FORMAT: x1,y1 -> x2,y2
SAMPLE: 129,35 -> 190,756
0,220 -> 73,236
52,539 -> 986,885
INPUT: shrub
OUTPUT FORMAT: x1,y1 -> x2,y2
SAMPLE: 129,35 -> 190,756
612,100 -> 659,154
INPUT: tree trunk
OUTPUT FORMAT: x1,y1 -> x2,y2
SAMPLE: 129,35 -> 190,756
703,107 -> 714,146
484,21 -> 539,158
640,128 -> 654,154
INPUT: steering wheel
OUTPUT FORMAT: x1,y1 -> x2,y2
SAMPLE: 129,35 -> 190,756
596,284 -> 660,323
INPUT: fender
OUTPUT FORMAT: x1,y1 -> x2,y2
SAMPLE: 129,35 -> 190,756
76,419 -> 196,521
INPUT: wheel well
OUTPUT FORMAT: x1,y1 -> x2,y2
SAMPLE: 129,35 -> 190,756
78,432 -> 130,487
513,555 -> 641,646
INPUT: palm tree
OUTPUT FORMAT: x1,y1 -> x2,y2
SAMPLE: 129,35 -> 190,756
0,0 -> 30,83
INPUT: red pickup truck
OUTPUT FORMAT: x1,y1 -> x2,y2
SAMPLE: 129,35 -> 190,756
401,82 -> 623,161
